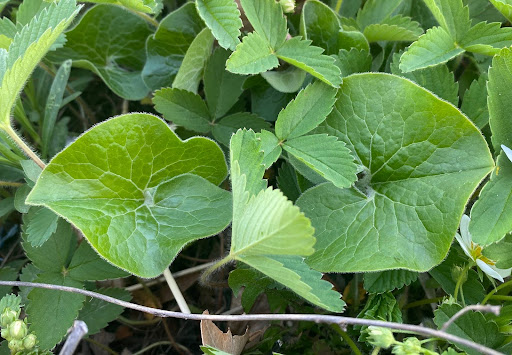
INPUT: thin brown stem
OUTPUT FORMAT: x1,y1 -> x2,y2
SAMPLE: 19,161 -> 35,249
0,280 -> 502,355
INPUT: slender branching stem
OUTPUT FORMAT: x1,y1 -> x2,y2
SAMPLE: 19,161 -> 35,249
163,268 -> 191,314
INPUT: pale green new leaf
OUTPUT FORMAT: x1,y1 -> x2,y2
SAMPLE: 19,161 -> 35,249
26,114 -> 231,278
241,255 -> 345,312
240,0 -> 287,49
226,32 -> 279,75
172,28 -> 215,94
297,73 -> 494,273
0,294 -> 21,314
363,15 -> 423,42
489,0 -> 512,22
27,273 -> 85,350
256,130 -> 281,169
275,80 -> 337,140
24,207 -> 59,247
276,37 -> 342,88
153,88 -> 211,133
261,66 -> 306,93
0,0 -> 80,127
50,5 -> 151,100
81,0 -> 161,14
460,22 -> 512,56
283,134 -> 357,189
399,26 -> 464,73
422,0 -> 471,41
196,0 -> 242,51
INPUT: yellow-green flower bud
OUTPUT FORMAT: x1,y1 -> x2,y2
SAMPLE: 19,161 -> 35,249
392,337 -> 423,355
8,339 -> 23,353
1,327 -> 9,339
8,320 -> 27,340
23,333 -> 37,349
367,326 -> 395,349
279,0 -> 295,13
1,308 -> 18,328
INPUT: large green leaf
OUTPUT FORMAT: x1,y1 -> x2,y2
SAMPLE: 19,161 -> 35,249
227,130 -> 344,312
300,0 -> 342,55
142,3 -> 204,90
275,81 -> 337,140
470,48 -> 512,245
26,114 -> 231,278
196,0 -> 242,51
297,73 -> 494,273
399,26 -> 464,73
0,0 -> 80,127
50,5 -> 151,100
283,134 -> 357,189
276,37 -> 342,88
239,0 -> 287,49
434,302 -> 505,355
26,273 -> 85,350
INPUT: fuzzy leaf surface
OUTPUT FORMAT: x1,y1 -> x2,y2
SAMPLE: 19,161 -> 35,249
226,32 -> 278,75
297,73 -> 494,273
26,114 -> 231,278
0,0 -> 80,127
276,37 -> 342,88
196,0 -> 242,51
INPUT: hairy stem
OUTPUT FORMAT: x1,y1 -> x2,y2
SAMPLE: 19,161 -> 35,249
3,125 -> 45,169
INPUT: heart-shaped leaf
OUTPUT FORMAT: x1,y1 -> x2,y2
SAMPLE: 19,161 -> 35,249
297,73 -> 494,273
26,113 -> 231,277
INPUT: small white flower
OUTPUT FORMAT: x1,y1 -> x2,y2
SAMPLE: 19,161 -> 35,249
502,144 -> 512,163
455,215 -> 511,282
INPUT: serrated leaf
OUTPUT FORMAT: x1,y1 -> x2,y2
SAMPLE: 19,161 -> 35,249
0,269 -> 18,298
356,0 -> 404,30
422,0 -> 471,41
490,0 -> 512,22
204,48 -> 246,119
483,234 -> 512,269
363,15 -> 423,42
461,75 -> 488,128
400,26 -> 464,73
153,88 -> 211,133
336,49 -> 372,77
391,52 -> 459,105
256,130 -> 281,169
142,3 -> 204,90
460,21 -> 512,55
50,5 -> 151,100
173,27 -> 214,94
261,66 -> 306,93
0,0 -> 80,127
81,0 -> 161,14
226,32 -> 279,75
24,207 -> 59,247
296,73 -> 494,273
363,270 -> 418,294
434,303 -> 505,355
275,81 -> 337,140
228,268 -> 276,311
228,130 -> 344,312
276,37 -> 342,88
240,0 -> 287,49
196,0 -> 242,51
300,0 -> 342,55
469,48 -> 512,245
78,288 -> 131,335
241,255 -> 345,312
212,113 -> 270,147
283,134 -> 357,189
67,242 -> 129,281
26,273 -> 85,350
357,292 -> 401,342
22,218 -> 76,273
0,294 -> 21,314
26,114 -> 231,278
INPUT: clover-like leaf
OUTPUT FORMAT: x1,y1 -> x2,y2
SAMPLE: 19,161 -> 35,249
26,113 -> 232,278
297,73 -> 494,273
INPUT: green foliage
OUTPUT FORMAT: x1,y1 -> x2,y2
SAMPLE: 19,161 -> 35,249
364,270 -> 418,294
26,114 -> 231,277
196,0 -> 242,51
